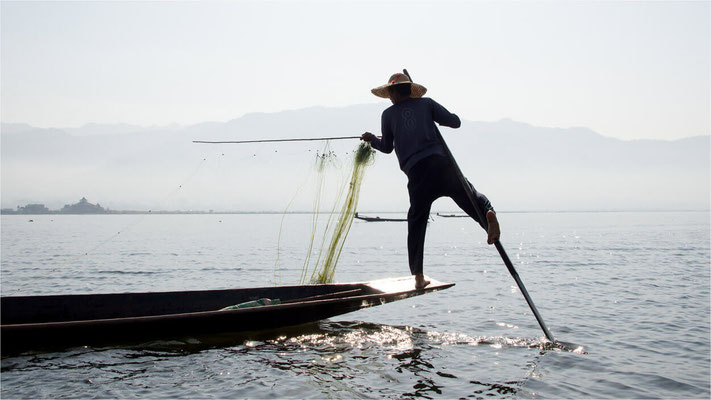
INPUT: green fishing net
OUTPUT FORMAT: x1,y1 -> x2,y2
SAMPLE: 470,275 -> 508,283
299,141 -> 375,284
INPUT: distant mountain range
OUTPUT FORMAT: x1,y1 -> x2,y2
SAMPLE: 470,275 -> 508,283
1,104 -> 709,212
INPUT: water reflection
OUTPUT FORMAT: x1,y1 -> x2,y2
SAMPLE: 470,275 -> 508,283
2,320 -> 586,399
241,320 -> 561,398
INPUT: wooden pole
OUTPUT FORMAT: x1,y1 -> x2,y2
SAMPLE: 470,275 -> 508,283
435,125 -> 556,342
193,136 -> 361,144
401,68 -> 555,342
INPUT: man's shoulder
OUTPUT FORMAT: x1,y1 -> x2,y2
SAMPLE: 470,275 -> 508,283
407,97 -> 439,113
381,103 -> 399,117
382,98 -> 436,115
390,97 -> 434,108
410,97 -> 437,109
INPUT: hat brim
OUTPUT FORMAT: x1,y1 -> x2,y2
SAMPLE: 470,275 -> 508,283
371,82 -> 427,99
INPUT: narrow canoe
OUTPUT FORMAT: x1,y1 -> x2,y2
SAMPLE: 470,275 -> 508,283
354,213 -> 407,222
1,276 -> 453,354
436,212 -> 468,218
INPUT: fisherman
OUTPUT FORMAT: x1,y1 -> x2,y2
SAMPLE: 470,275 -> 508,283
361,72 -> 500,289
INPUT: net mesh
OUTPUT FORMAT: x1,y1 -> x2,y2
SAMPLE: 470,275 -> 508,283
301,141 -> 375,284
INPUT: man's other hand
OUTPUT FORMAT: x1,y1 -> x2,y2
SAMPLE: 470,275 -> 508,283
361,132 -> 376,142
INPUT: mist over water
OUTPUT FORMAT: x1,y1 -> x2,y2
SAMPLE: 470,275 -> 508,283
1,211 -> 709,398
2,110 -> 709,213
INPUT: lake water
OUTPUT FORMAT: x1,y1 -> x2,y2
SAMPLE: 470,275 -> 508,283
1,211 -> 709,399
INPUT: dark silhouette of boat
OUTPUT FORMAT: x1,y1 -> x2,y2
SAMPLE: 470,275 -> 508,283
436,212 -> 468,218
354,212 -> 407,222
1,276 -> 453,354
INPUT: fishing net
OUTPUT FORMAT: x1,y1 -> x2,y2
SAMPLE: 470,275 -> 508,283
300,141 -> 375,284
272,145 -> 338,284
299,143 -> 343,284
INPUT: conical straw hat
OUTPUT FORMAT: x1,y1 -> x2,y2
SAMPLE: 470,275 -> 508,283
371,72 -> 427,99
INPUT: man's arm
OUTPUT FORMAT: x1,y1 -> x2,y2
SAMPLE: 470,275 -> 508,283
361,112 -> 394,153
361,132 -> 393,154
431,99 -> 461,129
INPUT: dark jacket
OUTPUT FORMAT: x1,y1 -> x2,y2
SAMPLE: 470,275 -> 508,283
370,97 -> 461,173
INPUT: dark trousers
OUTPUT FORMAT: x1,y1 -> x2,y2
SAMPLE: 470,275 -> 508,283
406,155 -> 493,276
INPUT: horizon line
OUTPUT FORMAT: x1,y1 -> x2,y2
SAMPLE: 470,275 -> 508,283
2,209 -> 709,216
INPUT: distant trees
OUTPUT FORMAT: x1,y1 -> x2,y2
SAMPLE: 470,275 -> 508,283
16,204 -> 50,214
60,197 -> 107,214
2,197 -> 108,214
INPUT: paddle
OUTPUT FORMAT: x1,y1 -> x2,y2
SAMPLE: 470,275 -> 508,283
401,69 -> 556,342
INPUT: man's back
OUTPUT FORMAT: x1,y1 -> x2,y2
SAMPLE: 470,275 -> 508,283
373,97 -> 461,173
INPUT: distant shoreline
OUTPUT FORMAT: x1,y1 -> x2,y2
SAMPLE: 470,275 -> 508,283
1,209 -> 708,216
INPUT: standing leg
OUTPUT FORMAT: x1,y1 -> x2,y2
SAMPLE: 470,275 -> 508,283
406,157 -> 441,288
407,196 -> 432,277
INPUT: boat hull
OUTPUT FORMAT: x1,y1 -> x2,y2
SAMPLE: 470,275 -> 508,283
1,276 -> 453,354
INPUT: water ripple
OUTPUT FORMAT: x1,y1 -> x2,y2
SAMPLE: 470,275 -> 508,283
1,212 -> 709,398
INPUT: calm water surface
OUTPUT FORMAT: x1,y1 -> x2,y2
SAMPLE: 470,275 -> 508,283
1,211 -> 709,398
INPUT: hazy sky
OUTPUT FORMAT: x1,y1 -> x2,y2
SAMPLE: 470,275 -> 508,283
1,1 -> 709,141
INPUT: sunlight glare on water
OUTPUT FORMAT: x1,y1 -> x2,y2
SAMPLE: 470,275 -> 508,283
1,212 -> 709,398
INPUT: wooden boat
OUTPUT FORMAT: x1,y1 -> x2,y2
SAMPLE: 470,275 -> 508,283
436,212 -> 468,218
1,276 -> 453,354
354,212 -> 407,222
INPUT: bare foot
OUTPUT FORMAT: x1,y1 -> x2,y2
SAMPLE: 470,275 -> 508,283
415,274 -> 431,290
486,210 -> 500,244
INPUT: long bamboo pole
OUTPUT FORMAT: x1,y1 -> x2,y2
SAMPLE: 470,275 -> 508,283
435,125 -> 556,342
193,136 -> 361,144
400,69 -> 555,342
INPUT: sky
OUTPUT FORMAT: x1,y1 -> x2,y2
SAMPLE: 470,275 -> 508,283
1,0 -> 709,141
